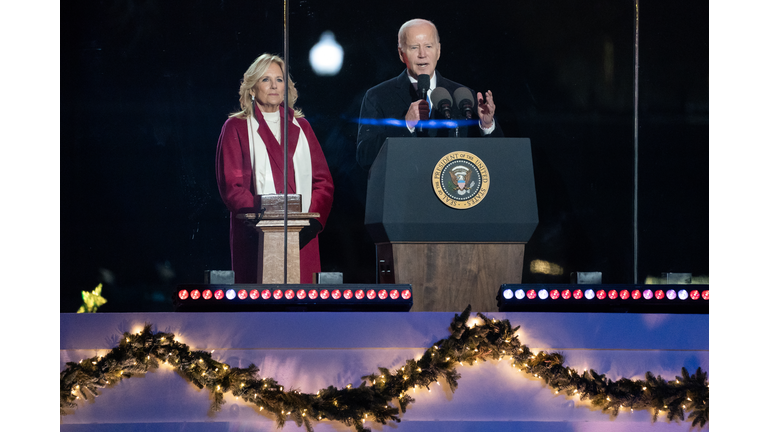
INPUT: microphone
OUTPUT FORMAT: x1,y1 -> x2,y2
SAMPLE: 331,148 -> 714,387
453,87 -> 475,120
430,87 -> 453,119
417,74 -> 430,100
417,74 -> 430,132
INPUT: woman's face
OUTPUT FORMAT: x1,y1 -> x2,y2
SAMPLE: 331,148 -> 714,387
251,62 -> 285,113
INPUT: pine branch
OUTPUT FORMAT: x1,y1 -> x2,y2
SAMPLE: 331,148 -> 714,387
60,305 -> 709,429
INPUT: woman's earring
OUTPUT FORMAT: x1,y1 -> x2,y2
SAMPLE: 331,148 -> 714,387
250,94 -> 255,101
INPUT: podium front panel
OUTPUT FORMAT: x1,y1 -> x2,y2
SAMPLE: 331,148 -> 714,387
365,137 -> 538,243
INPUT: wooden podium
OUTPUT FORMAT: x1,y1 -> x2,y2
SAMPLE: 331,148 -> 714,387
238,194 -> 319,284
365,138 -> 539,312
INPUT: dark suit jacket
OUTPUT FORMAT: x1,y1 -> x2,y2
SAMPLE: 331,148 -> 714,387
356,69 -> 503,170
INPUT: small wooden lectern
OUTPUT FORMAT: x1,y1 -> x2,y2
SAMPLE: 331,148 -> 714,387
237,194 -> 319,283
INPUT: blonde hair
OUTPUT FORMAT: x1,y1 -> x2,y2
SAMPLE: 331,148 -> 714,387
229,53 -> 303,119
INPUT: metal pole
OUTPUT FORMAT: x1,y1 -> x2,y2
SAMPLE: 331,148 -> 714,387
283,0 -> 289,284
633,0 -> 640,284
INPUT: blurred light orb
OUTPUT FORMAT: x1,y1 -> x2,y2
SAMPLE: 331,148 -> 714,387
584,289 -> 595,300
677,289 -> 689,300
310,31 -> 344,76
503,288 -> 514,300
225,289 -> 236,300
515,289 -> 525,299
538,289 -> 549,299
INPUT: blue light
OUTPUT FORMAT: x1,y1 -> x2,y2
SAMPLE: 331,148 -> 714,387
538,289 -> 549,300
226,289 -> 236,300
584,289 -> 595,300
515,289 -> 525,299
355,117 -> 476,128
503,288 -> 514,300
677,289 -> 689,300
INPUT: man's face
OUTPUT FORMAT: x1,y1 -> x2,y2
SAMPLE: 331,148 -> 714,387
398,22 -> 441,79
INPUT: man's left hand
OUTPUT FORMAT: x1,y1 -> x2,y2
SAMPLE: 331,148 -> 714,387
477,90 -> 496,129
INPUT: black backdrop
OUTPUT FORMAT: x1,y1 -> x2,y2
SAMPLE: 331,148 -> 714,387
60,0 -> 708,312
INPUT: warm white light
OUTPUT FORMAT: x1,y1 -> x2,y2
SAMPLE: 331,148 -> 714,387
309,31 -> 344,76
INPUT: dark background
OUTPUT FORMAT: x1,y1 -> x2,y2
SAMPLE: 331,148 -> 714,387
60,0 -> 708,312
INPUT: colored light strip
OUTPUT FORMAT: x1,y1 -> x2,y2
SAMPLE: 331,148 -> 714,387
500,287 -> 709,302
177,288 -> 413,302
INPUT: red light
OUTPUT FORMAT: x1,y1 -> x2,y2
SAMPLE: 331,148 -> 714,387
573,290 -> 583,299
690,290 -> 700,300
178,290 -> 189,300
355,290 -> 364,299
237,290 -> 248,300
401,290 -> 412,300
214,290 -> 224,300
191,290 -> 200,300
702,290 -> 709,300
655,290 -> 665,300
332,289 -> 341,300
526,290 -> 536,299
202,290 -> 212,300
596,290 -> 606,300
250,289 -> 260,300
285,290 -> 295,299
378,289 -> 388,299
608,290 -> 618,300
631,289 -> 641,299
619,290 -> 629,300
273,290 -> 283,300
366,289 -> 376,300
343,289 -> 353,299
308,290 -> 318,300
319,289 -> 329,299
561,289 -> 571,299
389,289 -> 400,299
261,289 -> 271,300
549,290 -> 560,300
297,289 -> 307,300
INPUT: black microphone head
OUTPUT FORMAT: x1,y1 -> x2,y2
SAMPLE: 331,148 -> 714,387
430,87 -> 453,118
417,74 -> 431,98
453,87 -> 474,107
453,87 -> 474,118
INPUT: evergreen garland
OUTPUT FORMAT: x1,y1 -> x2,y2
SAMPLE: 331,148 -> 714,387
60,305 -> 708,430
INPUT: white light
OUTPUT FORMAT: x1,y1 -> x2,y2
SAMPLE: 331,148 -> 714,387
310,31 -> 344,76
584,289 -> 595,300
538,289 -> 549,300
515,289 -> 525,299
677,289 -> 689,300
503,289 -> 514,299
666,289 -> 677,300
226,289 -> 236,300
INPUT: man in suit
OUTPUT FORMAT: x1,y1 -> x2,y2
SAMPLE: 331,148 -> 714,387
356,18 -> 503,170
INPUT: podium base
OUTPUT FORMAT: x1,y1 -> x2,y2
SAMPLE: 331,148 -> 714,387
376,242 -> 525,312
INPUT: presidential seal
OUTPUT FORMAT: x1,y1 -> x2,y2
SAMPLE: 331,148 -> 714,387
432,151 -> 490,209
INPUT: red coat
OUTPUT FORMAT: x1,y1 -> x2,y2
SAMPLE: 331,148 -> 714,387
215,107 -> 334,283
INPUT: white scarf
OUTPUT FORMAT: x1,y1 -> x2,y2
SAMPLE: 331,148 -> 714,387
246,114 -> 313,213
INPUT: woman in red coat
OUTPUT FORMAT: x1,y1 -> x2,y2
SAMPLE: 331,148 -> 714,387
216,54 -> 334,283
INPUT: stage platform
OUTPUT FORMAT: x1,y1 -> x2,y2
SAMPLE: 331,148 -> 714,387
60,311 -> 708,431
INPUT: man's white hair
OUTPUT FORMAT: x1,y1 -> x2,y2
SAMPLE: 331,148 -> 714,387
397,18 -> 440,49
